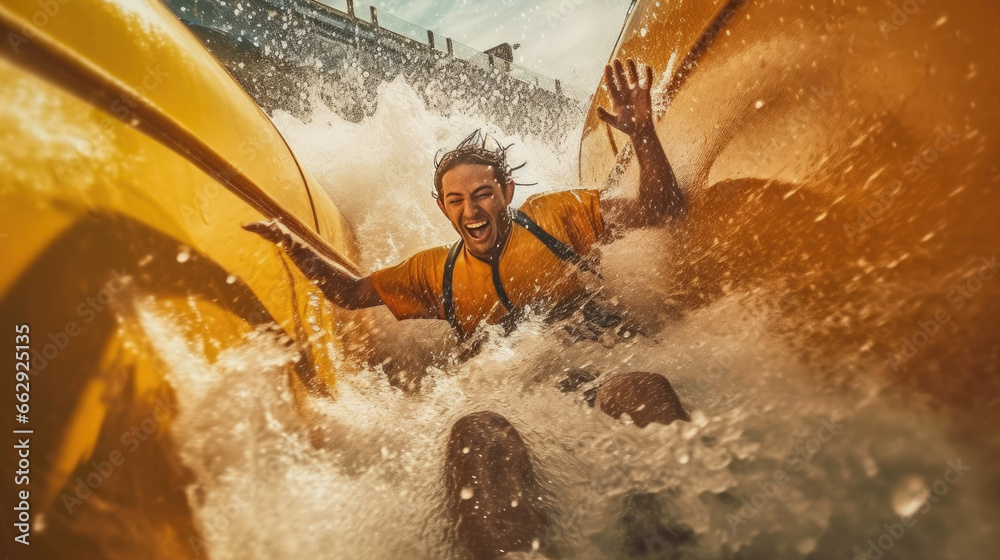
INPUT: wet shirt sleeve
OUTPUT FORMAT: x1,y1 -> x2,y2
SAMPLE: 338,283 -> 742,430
369,249 -> 445,321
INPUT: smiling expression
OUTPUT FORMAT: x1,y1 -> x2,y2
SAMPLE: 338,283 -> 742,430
437,163 -> 515,260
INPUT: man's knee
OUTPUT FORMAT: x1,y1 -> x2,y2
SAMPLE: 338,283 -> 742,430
598,372 -> 689,427
446,411 -> 533,481
448,411 -> 522,456
445,411 -> 546,557
450,410 -> 513,438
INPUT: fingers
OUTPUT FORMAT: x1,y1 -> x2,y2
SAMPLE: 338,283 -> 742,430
242,219 -> 289,245
604,58 -> 654,121
626,58 -> 639,86
609,58 -> 651,91
603,64 -> 623,103
242,220 -> 273,234
596,106 -> 617,126
612,59 -> 628,93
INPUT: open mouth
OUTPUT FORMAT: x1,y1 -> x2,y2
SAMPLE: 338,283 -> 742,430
464,220 -> 490,241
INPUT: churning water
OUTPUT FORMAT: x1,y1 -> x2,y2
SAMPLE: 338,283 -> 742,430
139,75 -> 998,559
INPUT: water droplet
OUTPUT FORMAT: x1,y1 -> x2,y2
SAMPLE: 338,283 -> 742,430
226,274 -> 238,284
862,456 -> 879,477
511,499 -> 518,507
755,100 -> 765,109
795,537 -> 817,554
891,475 -> 929,517
462,446 -> 470,454
702,448 -> 733,471
460,487 -> 474,500
176,246 -> 191,263
531,538 -> 540,551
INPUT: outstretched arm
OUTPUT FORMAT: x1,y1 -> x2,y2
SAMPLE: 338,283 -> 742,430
597,58 -> 684,230
243,220 -> 383,310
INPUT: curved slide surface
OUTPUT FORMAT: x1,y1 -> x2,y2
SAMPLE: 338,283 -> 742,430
581,0 -> 1000,416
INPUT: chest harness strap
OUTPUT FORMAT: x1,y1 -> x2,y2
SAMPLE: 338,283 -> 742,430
443,209 -> 596,330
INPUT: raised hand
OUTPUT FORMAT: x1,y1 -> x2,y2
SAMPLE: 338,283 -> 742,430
597,58 -> 655,137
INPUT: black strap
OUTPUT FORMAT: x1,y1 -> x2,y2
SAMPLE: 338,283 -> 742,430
490,257 -> 515,310
510,209 -> 597,274
442,210 -> 595,330
443,240 -> 463,329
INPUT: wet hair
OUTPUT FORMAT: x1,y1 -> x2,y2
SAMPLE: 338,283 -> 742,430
432,130 -> 529,199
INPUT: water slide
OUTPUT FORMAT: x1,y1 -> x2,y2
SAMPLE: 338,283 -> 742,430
2,0 -> 998,558
581,0 -> 1000,415
0,0 -> 362,555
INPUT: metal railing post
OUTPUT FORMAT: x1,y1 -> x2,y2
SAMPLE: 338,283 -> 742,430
555,79 -> 562,95
346,0 -> 354,17
427,30 -> 435,49
446,37 -> 454,56
370,6 -> 378,26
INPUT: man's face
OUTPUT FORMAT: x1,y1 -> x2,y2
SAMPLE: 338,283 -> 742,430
437,163 -> 514,260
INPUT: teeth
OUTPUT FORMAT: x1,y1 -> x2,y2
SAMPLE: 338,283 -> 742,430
466,221 -> 488,229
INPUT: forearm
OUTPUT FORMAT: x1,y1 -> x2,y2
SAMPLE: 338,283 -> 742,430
284,244 -> 381,310
631,122 -> 684,224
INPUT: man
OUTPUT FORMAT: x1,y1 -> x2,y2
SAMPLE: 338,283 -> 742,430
246,59 -> 689,558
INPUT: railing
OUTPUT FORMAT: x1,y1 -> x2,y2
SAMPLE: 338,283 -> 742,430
165,0 -> 565,95
325,1 -> 564,95
313,0 -> 351,13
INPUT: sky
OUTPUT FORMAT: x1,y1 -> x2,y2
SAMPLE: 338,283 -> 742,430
369,0 -> 634,99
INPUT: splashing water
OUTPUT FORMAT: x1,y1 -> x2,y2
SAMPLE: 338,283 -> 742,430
142,77 -> 998,559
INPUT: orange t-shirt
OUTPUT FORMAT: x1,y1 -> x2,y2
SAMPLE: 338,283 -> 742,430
370,189 -> 605,338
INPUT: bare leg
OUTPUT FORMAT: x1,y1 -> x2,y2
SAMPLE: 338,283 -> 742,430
445,411 -> 548,559
597,372 -> 689,427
